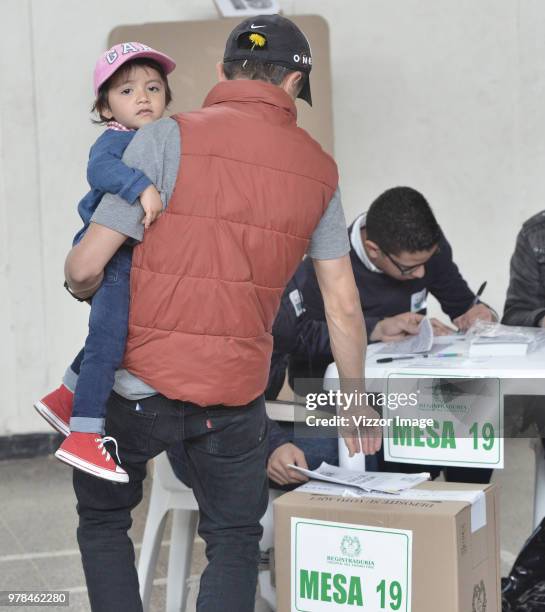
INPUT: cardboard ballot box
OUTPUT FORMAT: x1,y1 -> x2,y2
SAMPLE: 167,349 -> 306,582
274,482 -> 499,612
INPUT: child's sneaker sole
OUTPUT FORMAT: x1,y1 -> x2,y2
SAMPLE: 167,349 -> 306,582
55,448 -> 129,483
34,401 -> 71,437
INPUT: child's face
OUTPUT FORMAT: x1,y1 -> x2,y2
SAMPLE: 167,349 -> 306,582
104,65 -> 167,129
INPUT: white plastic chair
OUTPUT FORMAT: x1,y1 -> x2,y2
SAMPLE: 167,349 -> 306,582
258,488 -> 283,610
138,452 -> 282,612
138,452 -> 199,612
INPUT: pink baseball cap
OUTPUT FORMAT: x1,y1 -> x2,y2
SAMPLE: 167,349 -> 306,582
93,42 -> 176,95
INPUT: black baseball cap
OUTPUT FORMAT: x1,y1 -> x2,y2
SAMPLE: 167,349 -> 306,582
223,14 -> 313,105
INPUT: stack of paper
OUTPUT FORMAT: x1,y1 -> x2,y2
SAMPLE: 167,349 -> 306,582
287,462 -> 430,494
469,334 -> 532,357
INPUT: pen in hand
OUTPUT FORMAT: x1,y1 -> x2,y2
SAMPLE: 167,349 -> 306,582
471,281 -> 487,307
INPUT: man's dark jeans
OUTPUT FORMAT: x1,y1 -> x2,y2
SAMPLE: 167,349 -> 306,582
73,391 -> 269,612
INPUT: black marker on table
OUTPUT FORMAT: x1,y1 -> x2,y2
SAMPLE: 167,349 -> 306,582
376,356 -> 417,364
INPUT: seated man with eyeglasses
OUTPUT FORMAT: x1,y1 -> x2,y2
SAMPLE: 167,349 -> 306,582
266,185 -> 497,487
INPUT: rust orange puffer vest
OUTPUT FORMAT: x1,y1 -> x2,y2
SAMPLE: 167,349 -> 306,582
124,80 -> 338,406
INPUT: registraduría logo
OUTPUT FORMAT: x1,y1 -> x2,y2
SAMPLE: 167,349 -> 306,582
341,536 -> 361,558
326,535 -> 375,570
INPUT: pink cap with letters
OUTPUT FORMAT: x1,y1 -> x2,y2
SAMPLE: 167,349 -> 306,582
93,42 -> 176,95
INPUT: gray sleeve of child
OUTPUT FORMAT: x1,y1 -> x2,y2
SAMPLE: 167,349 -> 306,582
90,117 -> 181,242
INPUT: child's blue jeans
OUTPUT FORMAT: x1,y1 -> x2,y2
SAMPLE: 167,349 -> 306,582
64,246 -> 133,434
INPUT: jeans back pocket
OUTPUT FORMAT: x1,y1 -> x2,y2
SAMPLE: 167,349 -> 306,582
205,396 -> 267,457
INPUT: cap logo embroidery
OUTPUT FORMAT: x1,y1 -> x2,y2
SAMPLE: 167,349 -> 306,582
106,50 -> 118,64
250,24 -> 266,29
122,42 -> 139,54
293,54 -> 312,65
105,43 -> 152,65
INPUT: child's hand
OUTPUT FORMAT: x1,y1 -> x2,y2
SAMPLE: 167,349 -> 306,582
140,185 -> 163,229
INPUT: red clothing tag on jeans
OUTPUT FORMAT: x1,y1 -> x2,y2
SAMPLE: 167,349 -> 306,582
206,419 -> 213,429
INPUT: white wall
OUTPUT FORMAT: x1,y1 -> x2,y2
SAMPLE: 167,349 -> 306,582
1,0 -> 542,435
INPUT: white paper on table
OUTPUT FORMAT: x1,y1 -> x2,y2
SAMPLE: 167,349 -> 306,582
287,461 -> 430,494
375,317 -> 434,355
296,480 -> 362,497
295,481 -> 486,532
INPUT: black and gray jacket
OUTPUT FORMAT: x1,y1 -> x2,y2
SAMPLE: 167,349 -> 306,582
502,211 -> 545,327
268,226 -> 477,389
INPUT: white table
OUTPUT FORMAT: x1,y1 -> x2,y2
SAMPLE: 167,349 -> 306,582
323,335 -> 545,526
363,335 -> 545,392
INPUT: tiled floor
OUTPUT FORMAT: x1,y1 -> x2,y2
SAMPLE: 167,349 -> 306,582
0,453 -> 272,612
0,438 -> 538,611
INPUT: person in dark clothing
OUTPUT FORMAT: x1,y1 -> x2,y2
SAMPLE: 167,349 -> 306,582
503,211 -> 545,329
501,213 -> 545,610
502,211 -> 545,440
267,186 -> 497,486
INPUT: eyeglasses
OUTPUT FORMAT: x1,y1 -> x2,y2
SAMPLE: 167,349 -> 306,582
382,246 -> 441,277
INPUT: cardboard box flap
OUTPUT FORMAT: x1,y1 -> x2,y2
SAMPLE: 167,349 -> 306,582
276,481 -> 492,525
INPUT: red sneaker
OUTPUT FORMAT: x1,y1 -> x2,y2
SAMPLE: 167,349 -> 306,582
34,384 -> 73,437
55,433 -> 129,483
